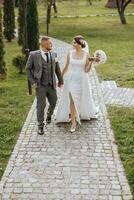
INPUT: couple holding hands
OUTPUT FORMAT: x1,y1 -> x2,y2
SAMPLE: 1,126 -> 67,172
26,35 -> 99,135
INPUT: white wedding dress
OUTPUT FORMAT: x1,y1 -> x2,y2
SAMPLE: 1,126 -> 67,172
55,49 -> 98,124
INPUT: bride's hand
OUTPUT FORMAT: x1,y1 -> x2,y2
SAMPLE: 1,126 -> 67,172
88,57 -> 100,63
88,57 -> 95,62
57,83 -> 63,88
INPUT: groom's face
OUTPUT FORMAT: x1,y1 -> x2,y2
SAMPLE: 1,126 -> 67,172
41,39 -> 52,51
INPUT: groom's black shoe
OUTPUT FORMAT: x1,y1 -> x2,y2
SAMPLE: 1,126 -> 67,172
38,127 -> 44,135
46,116 -> 51,124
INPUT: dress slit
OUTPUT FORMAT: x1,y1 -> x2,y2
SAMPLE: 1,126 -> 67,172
69,91 -> 81,125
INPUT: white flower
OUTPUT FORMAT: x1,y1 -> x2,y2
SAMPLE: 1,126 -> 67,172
94,50 -> 107,65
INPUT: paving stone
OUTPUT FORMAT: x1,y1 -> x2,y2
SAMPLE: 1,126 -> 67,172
102,87 -> 134,107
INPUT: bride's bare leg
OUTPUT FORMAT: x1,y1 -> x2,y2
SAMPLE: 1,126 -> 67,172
69,94 -> 76,129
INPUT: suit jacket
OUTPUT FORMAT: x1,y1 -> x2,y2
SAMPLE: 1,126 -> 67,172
26,50 -> 63,89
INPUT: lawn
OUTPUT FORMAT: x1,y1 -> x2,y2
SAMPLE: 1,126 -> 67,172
0,40 -> 34,178
108,107 -> 134,197
38,0 -> 134,17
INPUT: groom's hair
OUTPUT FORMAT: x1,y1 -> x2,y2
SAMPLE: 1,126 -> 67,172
40,36 -> 50,43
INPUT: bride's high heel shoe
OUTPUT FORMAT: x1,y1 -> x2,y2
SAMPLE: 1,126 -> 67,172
70,127 -> 76,133
70,123 -> 76,133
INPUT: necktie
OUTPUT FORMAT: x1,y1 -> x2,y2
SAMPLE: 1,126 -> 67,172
45,52 -> 49,63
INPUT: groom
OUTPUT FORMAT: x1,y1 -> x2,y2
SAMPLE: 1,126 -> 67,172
26,36 -> 63,135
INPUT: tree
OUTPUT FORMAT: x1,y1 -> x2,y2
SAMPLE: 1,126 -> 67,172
18,0 -> 26,46
116,0 -> 132,24
105,0 -> 132,24
46,0 -> 58,35
3,0 -> 15,42
105,0 -> 117,8
15,0 -> 19,7
87,0 -> 92,6
0,9 -> 6,79
46,0 -> 52,35
52,0 -> 58,17
26,0 -> 39,51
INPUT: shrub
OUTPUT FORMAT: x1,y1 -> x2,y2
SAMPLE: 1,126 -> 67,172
12,54 -> 26,74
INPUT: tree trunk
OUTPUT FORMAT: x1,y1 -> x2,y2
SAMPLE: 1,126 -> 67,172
15,0 -> 19,7
105,0 -> 117,8
87,0 -> 92,6
19,64 -> 23,74
46,1 -> 52,35
119,11 -> 127,24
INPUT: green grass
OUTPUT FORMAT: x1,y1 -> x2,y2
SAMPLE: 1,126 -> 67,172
0,40 -> 34,178
108,107 -> 134,196
39,15 -> 134,88
38,0 -> 134,17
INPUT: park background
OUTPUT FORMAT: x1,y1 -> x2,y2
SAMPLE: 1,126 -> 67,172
0,0 -> 134,197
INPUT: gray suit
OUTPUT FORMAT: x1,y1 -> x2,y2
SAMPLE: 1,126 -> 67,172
26,50 -> 63,128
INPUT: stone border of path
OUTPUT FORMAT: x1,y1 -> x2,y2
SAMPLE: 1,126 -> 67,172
39,12 -> 134,18
101,81 -> 134,107
0,38 -> 133,200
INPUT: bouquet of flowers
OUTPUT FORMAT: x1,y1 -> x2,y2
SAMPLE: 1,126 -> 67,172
88,50 -> 107,65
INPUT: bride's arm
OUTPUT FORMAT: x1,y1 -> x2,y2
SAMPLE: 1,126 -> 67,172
85,54 -> 94,73
62,51 -> 70,76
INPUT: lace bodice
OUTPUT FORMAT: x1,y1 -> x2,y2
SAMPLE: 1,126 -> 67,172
69,50 -> 87,72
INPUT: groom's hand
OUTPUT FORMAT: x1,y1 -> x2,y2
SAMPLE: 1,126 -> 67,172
33,82 -> 38,89
58,83 -> 63,88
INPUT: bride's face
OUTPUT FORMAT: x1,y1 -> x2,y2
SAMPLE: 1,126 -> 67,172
72,40 -> 81,49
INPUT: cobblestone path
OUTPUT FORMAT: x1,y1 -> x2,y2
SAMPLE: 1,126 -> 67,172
103,87 -> 134,108
0,39 -> 132,200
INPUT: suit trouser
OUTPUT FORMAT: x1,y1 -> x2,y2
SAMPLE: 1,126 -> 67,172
36,84 -> 57,128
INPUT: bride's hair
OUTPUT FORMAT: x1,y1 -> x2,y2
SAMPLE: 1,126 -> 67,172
73,35 -> 86,48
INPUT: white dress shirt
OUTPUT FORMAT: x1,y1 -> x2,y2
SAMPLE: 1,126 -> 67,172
40,49 -> 59,63
40,49 -> 50,62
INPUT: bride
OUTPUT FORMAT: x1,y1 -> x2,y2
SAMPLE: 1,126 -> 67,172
55,35 -> 98,132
